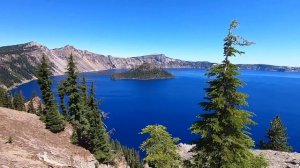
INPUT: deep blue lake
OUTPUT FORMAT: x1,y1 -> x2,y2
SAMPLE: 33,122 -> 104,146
12,69 -> 300,153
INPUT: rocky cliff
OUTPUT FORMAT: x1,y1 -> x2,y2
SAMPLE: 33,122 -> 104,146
0,42 -> 212,87
1,42 -> 299,88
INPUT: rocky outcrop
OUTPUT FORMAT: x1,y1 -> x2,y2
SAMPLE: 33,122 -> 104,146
0,107 -> 119,168
24,96 -> 44,113
177,143 -> 300,168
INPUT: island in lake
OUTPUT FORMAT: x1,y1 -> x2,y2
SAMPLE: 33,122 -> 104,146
111,63 -> 174,80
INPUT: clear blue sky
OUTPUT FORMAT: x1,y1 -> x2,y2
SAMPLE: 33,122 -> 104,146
0,0 -> 299,66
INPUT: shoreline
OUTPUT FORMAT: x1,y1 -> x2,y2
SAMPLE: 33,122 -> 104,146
8,78 -> 37,91
7,68 -> 300,91
7,70 -> 103,91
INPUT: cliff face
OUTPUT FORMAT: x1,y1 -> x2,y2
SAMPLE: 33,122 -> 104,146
0,42 -> 212,87
1,42 -> 299,87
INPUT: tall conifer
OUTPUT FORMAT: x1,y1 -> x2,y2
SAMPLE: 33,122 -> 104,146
190,20 -> 266,167
13,92 -> 25,111
62,55 -> 112,163
64,54 -> 80,120
87,82 -> 112,163
0,88 -> 12,108
36,55 -> 65,133
58,81 -> 68,117
259,116 -> 292,152
0,88 -> 5,107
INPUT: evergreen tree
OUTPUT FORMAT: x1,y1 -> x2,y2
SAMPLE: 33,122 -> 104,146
13,92 -> 25,111
86,82 -> 112,163
32,90 -> 37,98
140,125 -> 181,168
111,139 -> 144,168
44,104 -> 66,133
64,54 -> 80,120
36,55 -> 65,133
36,55 -> 54,115
62,54 -> 112,163
80,76 -> 88,104
0,88 -> 5,107
3,92 -> 13,109
259,116 -> 292,152
58,81 -> 68,117
190,20 -> 267,168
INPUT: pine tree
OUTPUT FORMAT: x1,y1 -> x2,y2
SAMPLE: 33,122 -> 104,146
80,76 -> 88,104
64,54 -> 80,120
32,90 -> 37,98
259,116 -> 292,152
36,55 -> 65,133
3,92 -> 13,109
62,54 -> 112,163
0,88 -> 7,107
44,104 -> 66,133
190,20 -> 267,168
36,55 -> 54,115
13,92 -> 25,111
111,139 -> 144,168
140,125 -> 181,168
58,81 -> 67,117
86,82 -> 112,163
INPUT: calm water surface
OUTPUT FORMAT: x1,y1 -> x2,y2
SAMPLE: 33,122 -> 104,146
12,69 -> 300,152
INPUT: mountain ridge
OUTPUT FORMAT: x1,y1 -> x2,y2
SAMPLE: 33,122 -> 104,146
1,42 -> 299,87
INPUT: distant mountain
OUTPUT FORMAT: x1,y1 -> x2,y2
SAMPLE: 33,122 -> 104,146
0,42 -> 299,87
112,63 -> 174,80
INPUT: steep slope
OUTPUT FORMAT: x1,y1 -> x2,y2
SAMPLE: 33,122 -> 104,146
0,107 -> 113,168
0,42 -> 212,88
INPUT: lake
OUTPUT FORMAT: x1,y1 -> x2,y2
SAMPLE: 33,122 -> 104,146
12,69 -> 300,153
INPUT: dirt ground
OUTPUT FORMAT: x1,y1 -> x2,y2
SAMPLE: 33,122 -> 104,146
0,107 -> 98,168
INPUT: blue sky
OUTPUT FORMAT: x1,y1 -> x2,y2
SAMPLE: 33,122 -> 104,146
0,0 -> 299,66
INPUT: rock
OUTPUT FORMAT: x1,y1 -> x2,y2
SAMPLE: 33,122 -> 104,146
24,96 -> 44,113
177,143 -> 300,168
254,150 -> 300,168
0,84 -> 7,90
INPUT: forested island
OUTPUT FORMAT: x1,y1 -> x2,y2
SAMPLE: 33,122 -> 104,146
111,63 -> 174,80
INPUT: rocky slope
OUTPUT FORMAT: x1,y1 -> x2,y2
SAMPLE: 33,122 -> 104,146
178,143 -> 300,168
0,107 -> 122,168
0,42 -> 212,88
1,42 -> 299,88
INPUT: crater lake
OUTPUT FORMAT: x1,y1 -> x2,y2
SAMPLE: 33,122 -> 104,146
12,69 -> 300,153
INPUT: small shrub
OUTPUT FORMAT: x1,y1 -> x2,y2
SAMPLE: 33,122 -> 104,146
6,136 -> 13,144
